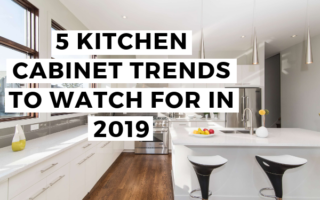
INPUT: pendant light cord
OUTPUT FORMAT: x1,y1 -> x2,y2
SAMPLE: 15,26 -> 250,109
251,0 -> 256,47
201,0 -> 203,30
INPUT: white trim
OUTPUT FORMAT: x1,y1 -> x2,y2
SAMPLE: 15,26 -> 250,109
123,149 -> 135,152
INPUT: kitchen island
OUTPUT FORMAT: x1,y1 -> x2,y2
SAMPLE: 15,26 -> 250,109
170,127 -> 320,200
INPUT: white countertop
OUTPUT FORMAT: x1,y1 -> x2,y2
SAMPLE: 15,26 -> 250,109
170,127 -> 320,147
0,125 -> 88,182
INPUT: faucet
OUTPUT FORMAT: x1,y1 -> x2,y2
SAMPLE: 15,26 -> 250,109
242,108 -> 254,135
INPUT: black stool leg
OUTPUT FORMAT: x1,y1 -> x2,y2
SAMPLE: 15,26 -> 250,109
196,173 -> 210,200
265,173 -> 283,199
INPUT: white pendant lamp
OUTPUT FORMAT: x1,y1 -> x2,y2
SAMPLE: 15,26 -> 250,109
201,31 -> 205,59
305,0 -> 313,64
251,0 -> 259,65
306,28 -> 313,64
200,0 -> 205,59
252,28 -> 259,65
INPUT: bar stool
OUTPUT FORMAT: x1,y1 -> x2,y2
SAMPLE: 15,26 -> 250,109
256,155 -> 307,200
188,155 -> 228,200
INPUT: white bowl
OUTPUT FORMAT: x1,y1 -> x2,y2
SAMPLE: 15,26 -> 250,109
187,115 -> 195,119
194,115 -> 203,119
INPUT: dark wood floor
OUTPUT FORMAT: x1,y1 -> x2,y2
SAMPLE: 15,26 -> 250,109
84,153 -> 174,200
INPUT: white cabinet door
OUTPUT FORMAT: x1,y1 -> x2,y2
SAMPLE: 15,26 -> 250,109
171,121 -> 197,127
46,164 -> 69,200
96,142 -> 112,179
85,146 -> 97,193
69,153 -> 87,200
11,179 -> 47,200
0,180 -> 7,200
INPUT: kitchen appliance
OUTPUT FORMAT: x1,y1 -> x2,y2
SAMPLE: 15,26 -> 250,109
225,87 -> 261,128
135,116 -> 169,154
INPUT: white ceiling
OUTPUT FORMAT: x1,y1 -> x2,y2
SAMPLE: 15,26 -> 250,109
59,0 -> 320,58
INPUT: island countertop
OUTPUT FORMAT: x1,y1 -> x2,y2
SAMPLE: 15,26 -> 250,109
170,127 -> 320,147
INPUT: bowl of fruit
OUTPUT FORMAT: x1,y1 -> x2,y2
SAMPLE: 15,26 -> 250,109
190,128 -> 215,138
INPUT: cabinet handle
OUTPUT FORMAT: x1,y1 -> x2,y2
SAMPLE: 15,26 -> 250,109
49,175 -> 65,186
179,124 -> 187,126
41,163 -> 58,173
82,143 -> 92,149
101,142 -> 110,148
29,186 -> 50,200
78,158 -> 87,165
87,153 -> 95,159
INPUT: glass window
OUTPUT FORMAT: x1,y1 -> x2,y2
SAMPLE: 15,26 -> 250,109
50,21 -> 92,116
0,0 -> 27,46
0,45 -> 28,118
0,0 -> 39,122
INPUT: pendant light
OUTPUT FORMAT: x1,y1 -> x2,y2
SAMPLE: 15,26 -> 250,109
251,0 -> 259,65
306,0 -> 313,64
201,31 -> 205,59
200,0 -> 205,59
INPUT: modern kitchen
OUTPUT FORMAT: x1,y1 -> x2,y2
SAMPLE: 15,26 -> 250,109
1,0 -> 320,200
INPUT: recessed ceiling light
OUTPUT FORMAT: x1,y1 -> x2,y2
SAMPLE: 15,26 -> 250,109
122,16 -> 127,19
291,35 -> 297,38
241,35 -> 245,38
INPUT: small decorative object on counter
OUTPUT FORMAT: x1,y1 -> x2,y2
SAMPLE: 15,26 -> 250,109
256,109 -> 269,138
213,113 -> 219,120
204,112 -> 210,119
12,124 -> 26,152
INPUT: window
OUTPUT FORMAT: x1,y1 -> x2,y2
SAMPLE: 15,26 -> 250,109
51,20 -> 94,116
0,0 -> 39,122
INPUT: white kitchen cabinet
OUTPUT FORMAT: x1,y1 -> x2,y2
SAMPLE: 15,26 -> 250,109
46,164 -> 69,200
11,179 -> 47,200
69,153 -> 87,200
96,142 -> 113,179
0,180 -> 8,200
85,146 -> 98,192
69,144 -> 99,200
170,121 -> 197,127
8,147 -> 71,199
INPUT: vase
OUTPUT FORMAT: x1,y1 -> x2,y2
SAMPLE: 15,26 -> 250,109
256,126 -> 268,138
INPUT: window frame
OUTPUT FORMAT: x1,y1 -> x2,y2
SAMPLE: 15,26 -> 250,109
50,20 -> 96,117
0,0 -> 39,122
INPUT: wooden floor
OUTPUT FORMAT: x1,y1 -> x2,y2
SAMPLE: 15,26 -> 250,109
84,153 -> 174,200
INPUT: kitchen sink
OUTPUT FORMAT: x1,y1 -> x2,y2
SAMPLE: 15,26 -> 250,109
220,130 -> 255,134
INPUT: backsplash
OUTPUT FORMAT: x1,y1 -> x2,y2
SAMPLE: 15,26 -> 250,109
0,116 -> 87,149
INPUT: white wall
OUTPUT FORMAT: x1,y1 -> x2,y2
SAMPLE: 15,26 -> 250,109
281,34 -> 320,131
1,0 -> 89,129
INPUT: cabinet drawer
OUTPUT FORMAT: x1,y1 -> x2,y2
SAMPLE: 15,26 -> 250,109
171,122 -> 196,127
46,164 -> 69,200
11,179 -> 47,200
68,140 -> 98,159
197,122 -> 225,127
9,149 -> 71,199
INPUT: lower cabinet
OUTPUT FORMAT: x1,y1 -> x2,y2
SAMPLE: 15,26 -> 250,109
0,180 -> 8,200
96,142 -> 113,178
69,152 -> 88,200
11,164 -> 69,200
8,140 -> 124,200
46,164 -> 69,200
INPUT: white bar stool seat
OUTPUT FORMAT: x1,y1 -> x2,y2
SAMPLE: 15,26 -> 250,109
188,155 -> 228,200
256,155 -> 307,200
